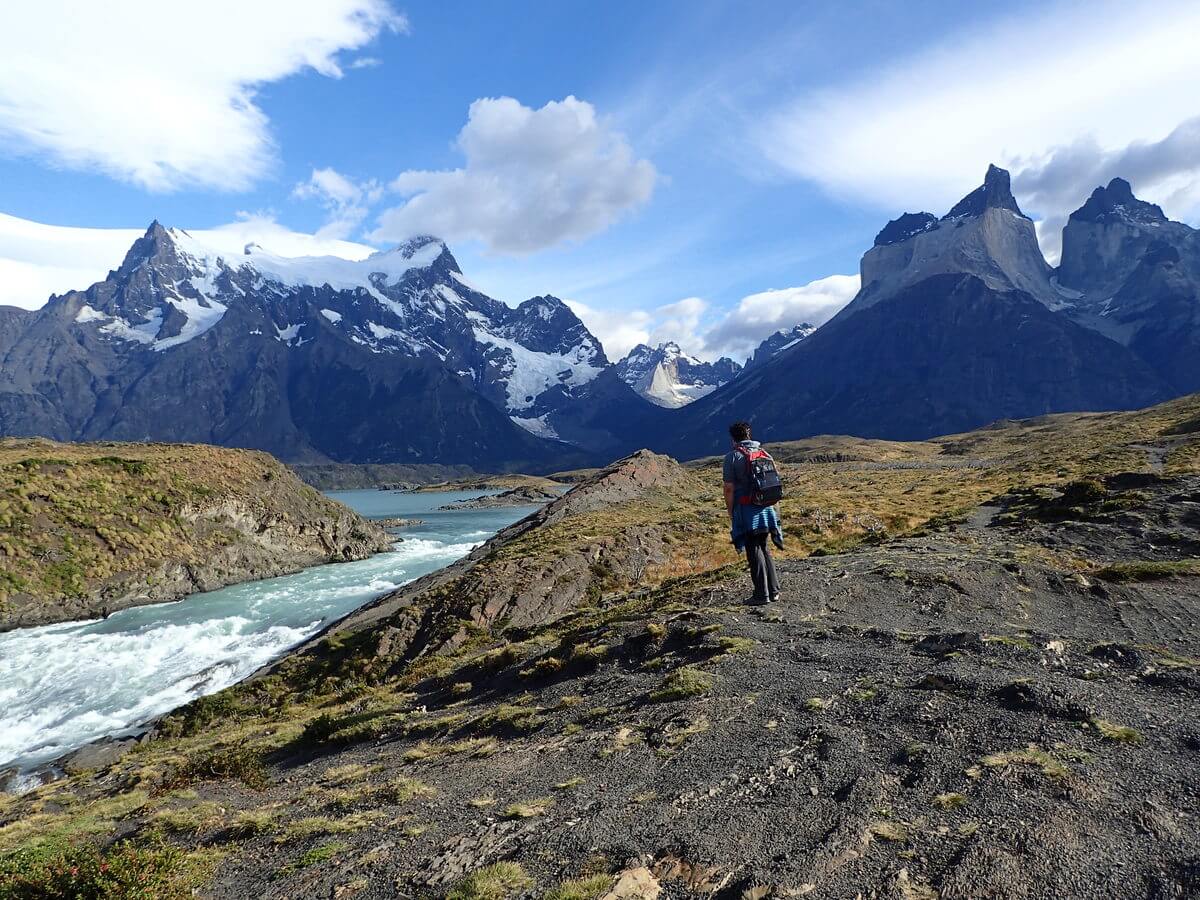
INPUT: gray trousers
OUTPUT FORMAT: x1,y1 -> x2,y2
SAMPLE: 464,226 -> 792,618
745,532 -> 779,601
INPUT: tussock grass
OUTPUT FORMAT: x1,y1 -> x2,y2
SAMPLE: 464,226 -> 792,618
502,798 -> 552,819
932,792 -> 968,810
1091,719 -> 1143,743
446,861 -> 533,900
544,873 -> 614,900
979,745 -> 1070,780
649,666 -> 714,702
1095,560 -> 1200,583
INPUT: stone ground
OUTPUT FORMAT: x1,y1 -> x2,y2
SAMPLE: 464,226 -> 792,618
187,474 -> 1200,899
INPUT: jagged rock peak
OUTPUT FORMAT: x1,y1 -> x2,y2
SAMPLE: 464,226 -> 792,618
116,221 -> 187,275
874,212 -> 939,247
519,295 -> 572,315
1070,177 -> 1168,227
943,164 -> 1024,220
395,235 -> 445,259
744,323 -> 816,368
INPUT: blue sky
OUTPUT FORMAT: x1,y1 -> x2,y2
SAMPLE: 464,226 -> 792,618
2,0 -> 1198,361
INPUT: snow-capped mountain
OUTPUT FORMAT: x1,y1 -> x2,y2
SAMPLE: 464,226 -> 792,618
614,342 -> 741,408
742,324 -> 816,370
0,223 -> 606,467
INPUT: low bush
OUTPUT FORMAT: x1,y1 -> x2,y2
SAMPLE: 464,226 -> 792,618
0,839 -> 190,899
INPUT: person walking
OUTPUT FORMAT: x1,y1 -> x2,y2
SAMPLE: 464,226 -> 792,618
723,421 -> 784,605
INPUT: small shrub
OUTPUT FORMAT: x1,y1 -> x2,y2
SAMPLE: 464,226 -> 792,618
173,746 -> 267,789
717,636 -> 757,655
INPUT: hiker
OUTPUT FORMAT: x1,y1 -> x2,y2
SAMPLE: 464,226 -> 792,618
723,421 -> 784,605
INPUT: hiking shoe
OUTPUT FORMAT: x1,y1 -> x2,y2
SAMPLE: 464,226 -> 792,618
746,595 -> 770,606
771,593 -> 781,603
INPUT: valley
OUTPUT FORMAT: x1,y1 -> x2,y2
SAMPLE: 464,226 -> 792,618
2,394 -> 1196,898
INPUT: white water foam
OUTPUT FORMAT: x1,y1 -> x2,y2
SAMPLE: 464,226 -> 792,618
0,534 -> 483,781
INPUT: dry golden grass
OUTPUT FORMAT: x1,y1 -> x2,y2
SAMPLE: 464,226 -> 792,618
0,438 -> 360,612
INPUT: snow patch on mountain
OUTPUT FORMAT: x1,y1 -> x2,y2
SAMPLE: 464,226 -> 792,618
100,310 -> 163,345
511,413 -> 559,440
475,328 -> 605,411
156,294 -> 228,351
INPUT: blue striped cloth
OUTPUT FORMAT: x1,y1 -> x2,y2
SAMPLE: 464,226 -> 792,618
730,502 -> 783,551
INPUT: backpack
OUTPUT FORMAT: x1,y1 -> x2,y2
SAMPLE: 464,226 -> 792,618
737,447 -> 784,506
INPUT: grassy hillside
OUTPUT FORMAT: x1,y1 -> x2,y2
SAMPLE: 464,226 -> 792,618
2,396 -> 1198,897
0,440 -> 390,630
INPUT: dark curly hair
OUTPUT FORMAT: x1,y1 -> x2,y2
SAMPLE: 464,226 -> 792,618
729,421 -> 752,442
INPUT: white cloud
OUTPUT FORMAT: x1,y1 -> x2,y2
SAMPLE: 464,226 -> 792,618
760,0 -> 1200,232
1014,117 -> 1200,262
649,297 -> 708,351
0,212 -> 375,310
293,167 -> 383,239
568,274 -> 859,365
371,96 -> 657,253
701,274 -> 860,362
563,299 -> 653,361
0,1 -> 404,191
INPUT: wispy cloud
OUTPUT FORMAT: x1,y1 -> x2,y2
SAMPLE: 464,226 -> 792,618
1014,117 -> 1200,261
293,167 -> 383,240
759,0 -> 1200,233
0,1 -> 405,191
371,96 -> 657,253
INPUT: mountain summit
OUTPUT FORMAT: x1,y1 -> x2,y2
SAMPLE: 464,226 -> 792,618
614,342 -> 740,408
844,164 -> 1057,318
653,167 -> 1171,458
1058,178 -> 1200,392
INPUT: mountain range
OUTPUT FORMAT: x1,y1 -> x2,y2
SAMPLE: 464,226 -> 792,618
647,165 -> 1196,457
0,165 -> 1196,466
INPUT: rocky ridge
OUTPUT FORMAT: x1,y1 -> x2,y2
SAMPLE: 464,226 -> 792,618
0,440 -> 391,631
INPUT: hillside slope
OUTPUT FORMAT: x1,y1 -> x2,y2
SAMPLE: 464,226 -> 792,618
0,440 -> 391,631
2,395 -> 1199,898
